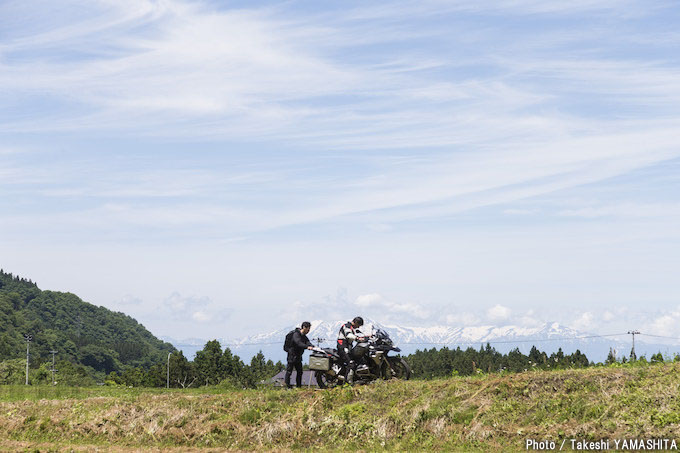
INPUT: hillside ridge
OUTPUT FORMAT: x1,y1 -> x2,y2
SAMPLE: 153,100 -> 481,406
0,270 -> 174,378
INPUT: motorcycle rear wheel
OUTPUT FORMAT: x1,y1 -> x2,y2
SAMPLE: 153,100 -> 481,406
387,357 -> 411,380
315,371 -> 340,389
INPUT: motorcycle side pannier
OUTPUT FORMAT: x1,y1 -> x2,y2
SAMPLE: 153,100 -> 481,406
309,354 -> 330,371
351,343 -> 369,360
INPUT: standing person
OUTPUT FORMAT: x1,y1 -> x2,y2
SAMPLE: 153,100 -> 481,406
337,316 -> 364,383
284,321 -> 314,388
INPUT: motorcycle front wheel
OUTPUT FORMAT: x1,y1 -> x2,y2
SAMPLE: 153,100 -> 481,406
315,371 -> 340,389
387,357 -> 411,380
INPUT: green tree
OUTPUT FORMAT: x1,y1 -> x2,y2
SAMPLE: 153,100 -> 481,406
170,351 -> 196,388
0,359 -> 27,384
0,270 -> 176,384
194,340 -> 224,385
605,348 -> 617,365
79,344 -> 121,374
651,352 -> 664,364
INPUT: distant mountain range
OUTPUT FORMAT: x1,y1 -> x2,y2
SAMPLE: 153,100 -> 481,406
163,318 -> 680,363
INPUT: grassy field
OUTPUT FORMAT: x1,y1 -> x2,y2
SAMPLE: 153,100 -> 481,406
1,362 -> 680,452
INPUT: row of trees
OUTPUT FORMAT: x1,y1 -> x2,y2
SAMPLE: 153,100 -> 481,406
4,340 -> 678,387
0,358 -> 100,386
604,348 -> 673,365
405,344 -> 590,378
405,344 -> 680,379
105,341 -> 284,389
0,340 -> 284,388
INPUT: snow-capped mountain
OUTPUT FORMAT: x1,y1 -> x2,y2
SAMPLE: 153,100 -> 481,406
227,319 -> 582,349
163,319 -> 680,363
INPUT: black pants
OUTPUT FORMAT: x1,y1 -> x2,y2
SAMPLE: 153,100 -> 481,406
285,356 -> 303,387
337,341 -> 356,378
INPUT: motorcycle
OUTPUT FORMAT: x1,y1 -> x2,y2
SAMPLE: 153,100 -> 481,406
309,328 -> 411,388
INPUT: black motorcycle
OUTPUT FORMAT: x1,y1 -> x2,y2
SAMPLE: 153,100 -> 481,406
309,328 -> 411,388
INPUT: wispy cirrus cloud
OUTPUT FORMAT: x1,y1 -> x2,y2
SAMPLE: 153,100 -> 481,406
3,0 -> 680,339
2,0 -> 678,149
559,202 -> 680,219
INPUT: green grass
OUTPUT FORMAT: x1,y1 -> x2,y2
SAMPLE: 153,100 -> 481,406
1,363 -> 680,451
0,383 -> 228,402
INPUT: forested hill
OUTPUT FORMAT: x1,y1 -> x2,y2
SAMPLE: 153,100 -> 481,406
0,270 -> 175,374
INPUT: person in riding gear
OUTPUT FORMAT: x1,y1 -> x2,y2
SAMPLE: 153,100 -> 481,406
285,321 -> 314,388
337,316 -> 364,383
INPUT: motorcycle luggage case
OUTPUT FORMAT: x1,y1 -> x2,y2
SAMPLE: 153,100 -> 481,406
309,354 -> 330,371
351,343 -> 369,359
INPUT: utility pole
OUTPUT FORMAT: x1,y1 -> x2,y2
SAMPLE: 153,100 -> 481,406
628,330 -> 640,361
50,350 -> 58,385
24,334 -> 32,385
167,353 -> 171,389
312,337 -> 326,347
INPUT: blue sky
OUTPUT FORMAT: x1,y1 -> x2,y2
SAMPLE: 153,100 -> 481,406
1,0 -> 679,339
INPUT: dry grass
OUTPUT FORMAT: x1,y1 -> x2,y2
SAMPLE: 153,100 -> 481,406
1,363 -> 680,451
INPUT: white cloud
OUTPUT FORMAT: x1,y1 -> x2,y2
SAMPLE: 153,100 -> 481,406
0,0 -> 359,136
282,290 -> 348,325
486,304 -> 511,321
572,311 -> 595,330
389,302 -> 431,319
342,0 -> 642,22
163,292 -> 208,316
3,1 -> 680,241
445,312 -> 480,326
191,311 -> 211,323
503,209 -> 535,216
3,0 -> 679,159
367,223 -> 394,233
115,294 -> 143,306
515,309 -> 544,328
602,310 -> 615,322
355,293 -> 383,306
552,307 -> 680,342
6,124 -> 679,241
2,0 -> 680,341
643,307 -> 680,338
160,292 -> 230,323
354,293 -> 430,321
650,315 -> 674,336
559,202 -> 680,219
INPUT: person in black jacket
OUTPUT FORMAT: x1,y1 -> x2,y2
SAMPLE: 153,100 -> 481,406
285,321 -> 314,388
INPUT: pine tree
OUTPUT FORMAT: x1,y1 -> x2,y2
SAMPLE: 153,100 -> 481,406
194,340 -> 224,385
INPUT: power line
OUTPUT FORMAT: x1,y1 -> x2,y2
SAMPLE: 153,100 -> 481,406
639,333 -> 680,341
397,333 -> 629,346
225,342 -> 282,347
173,342 -> 281,347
